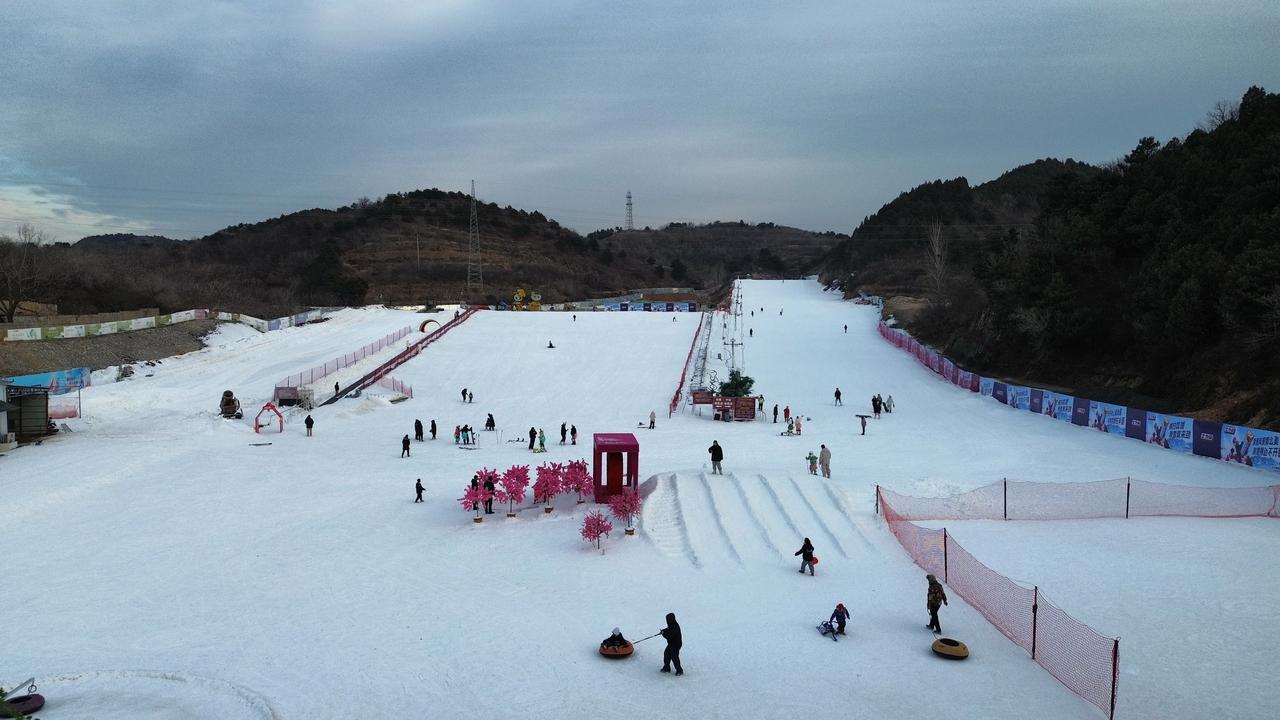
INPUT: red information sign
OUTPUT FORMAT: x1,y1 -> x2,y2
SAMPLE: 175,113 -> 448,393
692,391 -> 715,405
734,397 -> 757,420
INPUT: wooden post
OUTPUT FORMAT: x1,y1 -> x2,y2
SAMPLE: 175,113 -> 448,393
1031,586 -> 1039,659
1003,478 -> 1008,520
1125,477 -> 1131,519
942,528 -> 948,583
1110,638 -> 1120,719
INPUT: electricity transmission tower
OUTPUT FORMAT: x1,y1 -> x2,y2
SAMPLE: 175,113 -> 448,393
625,190 -> 634,231
466,180 -> 483,293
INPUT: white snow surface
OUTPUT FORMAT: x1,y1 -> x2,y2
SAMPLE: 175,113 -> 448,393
4,280 -> 1276,719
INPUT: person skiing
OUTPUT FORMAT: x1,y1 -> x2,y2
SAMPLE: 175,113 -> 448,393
401,434 -> 411,458
707,440 -> 724,475
304,414 -> 314,437
528,427 -> 537,451
806,450 -> 818,475
414,418 -> 424,441
454,425 -> 461,444
483,474 -> 496,514
886,395 -> 895,413
795,537 -> 815,575
830,603 -> 850,635
560,422 -> 568,445
927,574 -> 948,633
538,428 -> 547,452
570,425 -> 578,445
834,388 -> 842,406
414,478 -> 425,503
660,612 -> 683,675
649,410 -> 656,430
430,419 -> 437,440
819,444 -> 832,478
783,405 -> 791,422
857,414 -> 869,435
461,388 -> 468,403
772,404 -> 778,423
485,413 -> 496,431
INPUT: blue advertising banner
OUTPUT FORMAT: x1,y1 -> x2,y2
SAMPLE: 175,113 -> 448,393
979,378 -> 994,397
3,367 -> 91,395
1029,388 -> 1045,414
1009,386 -> 1030,410
1089,401 -> 1127,434
619,303 -> 629,311
1221,425 -> 1280,470
1071,397 -> 1090,426
992,382 -> 1007,404
1124,408 -> 1148,440
1053,394 -> 1075,422
1192,419 -> 1222,459
1146,413 -> 1193,453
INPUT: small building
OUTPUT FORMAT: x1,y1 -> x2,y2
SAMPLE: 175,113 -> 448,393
3,383 -> 51,443
592,433 -> 639,501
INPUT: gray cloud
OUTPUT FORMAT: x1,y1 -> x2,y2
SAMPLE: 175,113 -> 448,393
1,0 -> 1276,241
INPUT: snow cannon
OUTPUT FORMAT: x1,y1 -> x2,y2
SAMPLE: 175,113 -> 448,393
220,391 -> 243,419
931,637 -> 970,660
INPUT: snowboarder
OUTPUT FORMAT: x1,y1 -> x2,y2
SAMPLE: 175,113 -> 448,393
927,574 -> 948,633
830,603 -> 850,635
538,428 -> 547,452
649,410 -> 656,430
415,478 -> 425,503
485,413 -> 496,431
796,538 -> 815,575
772,404 -> 778,423
560,422 -> 568,445
834,388 -> 842,406
414,419 -> 424,441
660,612 -> 683,675
886,395 -> 895,413
528,427 -> 537,451
430,419 -> 437,440
570,425 -> 578,445
819,444 -> 831,478
806,451 -> 818,475
401,434 -> 411,458
707,440 -> 724,475
461,388 -> 468,403
783,405 -> 791,422
856,414 -> 869,435
483,475 -> 496,514
304,414 -> 314,437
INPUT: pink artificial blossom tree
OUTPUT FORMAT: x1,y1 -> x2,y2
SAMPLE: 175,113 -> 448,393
562,459 -> 593,503
580,510 -> 613,550
497,464 -> 531,515
607,489 -> 644,534
533,462 -> 563,512
459,483 -> 492,522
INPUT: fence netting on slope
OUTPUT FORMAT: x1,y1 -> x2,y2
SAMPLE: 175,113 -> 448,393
879,488 -> 1119,718
879,479 -> 1280,521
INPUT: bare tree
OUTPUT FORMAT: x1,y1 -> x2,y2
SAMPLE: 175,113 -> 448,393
923,219 -> 948,301
1198,100 -> 1239,132
0,224 -> 54,322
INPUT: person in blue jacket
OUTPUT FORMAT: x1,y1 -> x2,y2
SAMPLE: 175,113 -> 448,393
830,603 -> 850,635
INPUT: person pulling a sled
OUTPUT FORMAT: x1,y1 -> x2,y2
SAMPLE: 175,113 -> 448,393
796,537 -> 815,575
927,574 -> 948,633
660,612 -> 683,675
830,603 -> 850,635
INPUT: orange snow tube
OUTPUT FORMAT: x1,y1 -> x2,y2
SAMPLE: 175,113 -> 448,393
931,637 -> 970,660
599,641 -> 635,659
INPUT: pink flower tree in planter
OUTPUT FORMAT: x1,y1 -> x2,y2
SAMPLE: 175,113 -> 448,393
497,464 -> 530,517
608,489 -> 644,536
459,483 -> 492,523
562,459 -> 593,504
533,462 -> 563,514
580,510 -> 613,551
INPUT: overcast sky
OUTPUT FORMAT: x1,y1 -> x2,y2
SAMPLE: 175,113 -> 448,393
1,1 -> 1276,242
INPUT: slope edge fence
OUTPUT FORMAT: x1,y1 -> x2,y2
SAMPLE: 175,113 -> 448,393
877,322 -> 1280,475
669,311 -> 708,416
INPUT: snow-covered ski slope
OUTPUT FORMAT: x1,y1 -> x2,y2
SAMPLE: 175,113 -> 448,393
4,279 -> 1275,719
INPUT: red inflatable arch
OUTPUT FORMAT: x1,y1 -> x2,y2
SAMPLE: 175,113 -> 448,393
254,402 -> 285,433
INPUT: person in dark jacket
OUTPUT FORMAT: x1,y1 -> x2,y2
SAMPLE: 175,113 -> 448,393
483,475 -> 496,514
570,425 -> 578,445
773,404 -> 778,423
927,574 -> 948,633
470,475 -> 480,511
414,419 -> 424,441
830,603 -> 850,635
528,427 -> 537,450
414,478 -> 425,503
304,414 -> 314,436
430,419 -> 437,440
834,388 -> 842,406
467,390 -> 473,403
660,612 -> 683,675
461,387 -> 468,403
485,413 -> 496,431
795,537 -> 815,575
560,422 -> 568,445
707,441 -> 724,474
401,434 -> 411,457
334,381 -> 340,397
872,395 -> 882,418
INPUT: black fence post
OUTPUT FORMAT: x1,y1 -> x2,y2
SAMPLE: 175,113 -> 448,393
875,484 -> 880,516
1031,586 -> 1039,660
1110,638 -> 1120,719
1125,477 -> 1131,519
1003,478 -> 1008,520
943,528 -> 949,583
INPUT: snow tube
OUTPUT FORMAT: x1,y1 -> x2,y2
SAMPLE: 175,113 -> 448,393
931,637 -> 970,660
1,693 -> 45,717
599,641 -> 635,659
811,556 -> 819,565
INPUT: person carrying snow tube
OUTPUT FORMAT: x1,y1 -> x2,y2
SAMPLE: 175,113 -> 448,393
830,603 -> 849,635
796,537 -> 815,575
660,613 -> 683,675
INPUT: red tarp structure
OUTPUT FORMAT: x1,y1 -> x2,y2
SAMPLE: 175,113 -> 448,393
593,433 -> 639,501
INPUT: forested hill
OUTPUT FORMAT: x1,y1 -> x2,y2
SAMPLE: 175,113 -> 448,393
51,194 -> 840,317
821,86 -> 1280,429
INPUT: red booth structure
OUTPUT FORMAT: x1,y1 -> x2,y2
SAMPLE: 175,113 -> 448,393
593,433 -> 639,501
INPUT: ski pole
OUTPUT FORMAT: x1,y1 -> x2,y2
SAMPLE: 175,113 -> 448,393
632,632 -> 662,644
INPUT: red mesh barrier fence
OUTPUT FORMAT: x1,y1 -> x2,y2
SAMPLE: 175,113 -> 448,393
880,479 -> 1280,521
669,312 -> 707,416
274,326 -> 413,396
878,487 -> 1119,718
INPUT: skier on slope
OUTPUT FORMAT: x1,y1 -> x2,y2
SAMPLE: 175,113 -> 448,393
795,537 -> 815,575
926,574 -> 949,633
